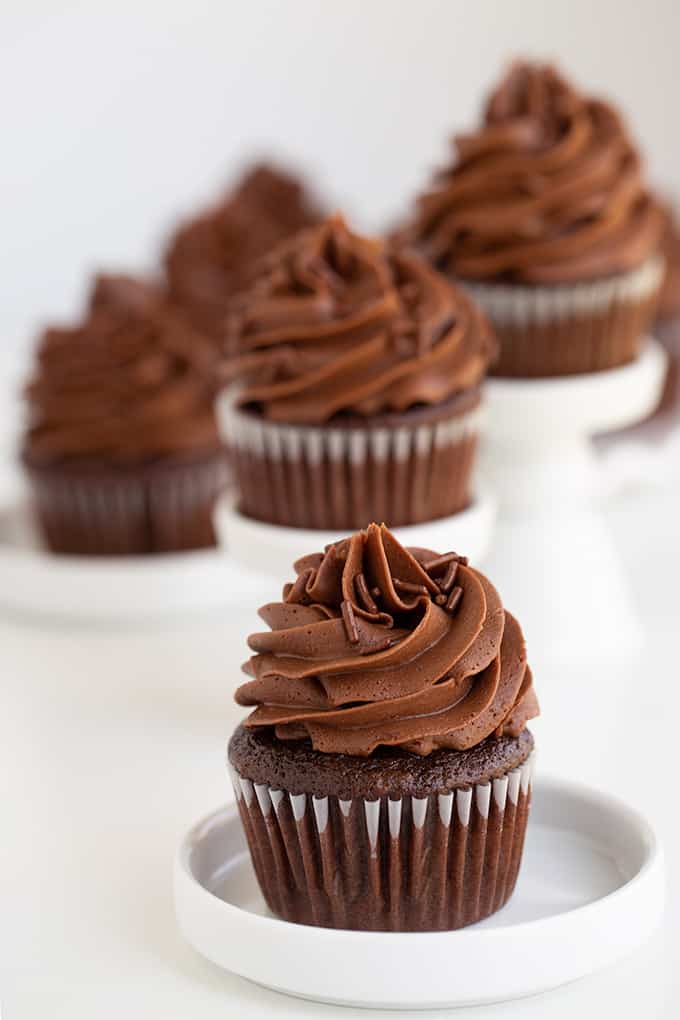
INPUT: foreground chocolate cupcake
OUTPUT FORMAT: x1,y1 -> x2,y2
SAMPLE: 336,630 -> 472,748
220,215 -> 496,529
406,62 -> 664,377
23,275 -> 228,555
165,163 -> 322,341
228,523 -> 539,931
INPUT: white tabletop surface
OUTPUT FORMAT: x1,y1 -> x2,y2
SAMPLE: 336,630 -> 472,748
1,390 -> 679,1016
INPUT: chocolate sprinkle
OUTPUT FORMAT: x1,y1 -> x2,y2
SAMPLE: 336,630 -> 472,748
434,594 -> 447,605
423,551 -> 460,572
446,585 -> 464,614
393,578 -> 429,596
439,560 -> 459,594
341,599 -> 360,644
354,572 -> 378,614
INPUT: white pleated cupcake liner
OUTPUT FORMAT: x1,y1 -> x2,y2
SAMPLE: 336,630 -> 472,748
463,256 -> 664,326
216,396 -> 483,529
229,751 -> 534,932
462,256 -> 664,376
27,455 -> 230,555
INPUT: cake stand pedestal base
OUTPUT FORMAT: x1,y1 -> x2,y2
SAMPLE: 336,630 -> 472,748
481,340 -> 667,666
214,489 -> 496,581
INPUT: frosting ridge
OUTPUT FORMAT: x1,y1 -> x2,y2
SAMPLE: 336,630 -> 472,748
24,275 -> 219,465
410,62 -> 663,284
236,523 -> 538,755
165,163 -> 322,336
226,215 -> 495,424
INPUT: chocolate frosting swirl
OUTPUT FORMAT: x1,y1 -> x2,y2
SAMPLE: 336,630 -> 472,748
226,215 -> 495,424
409,62 -> 663,284
165,163 -> 322,337
236,523 -> 538,756
24,275 -> 219,466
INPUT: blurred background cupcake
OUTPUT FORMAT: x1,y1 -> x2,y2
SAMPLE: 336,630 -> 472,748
229,522 -> 539,931
596,200 -> 680,439
656,203 -> 680,333
403,62 -> 665,377
22,274 -> 228,555
218,214 -> 496,530
164,162 -> 324,343
654,204 -> 680,417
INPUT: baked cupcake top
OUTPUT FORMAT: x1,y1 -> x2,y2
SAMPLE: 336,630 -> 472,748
165,163 -> 322,336
24,275 -> 219,467
225,215 -> 496,424
236,523 -> 538,756
408,62 -> 663,285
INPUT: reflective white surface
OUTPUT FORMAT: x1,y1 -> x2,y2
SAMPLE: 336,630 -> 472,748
1,476 -> 679,1017
174,783 -> 663,1008
2,348 -> 680,1016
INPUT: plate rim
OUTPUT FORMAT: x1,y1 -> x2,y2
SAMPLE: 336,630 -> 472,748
175,774 -> 663,941
174,775 -> 665,1007
0,495 -> 267,619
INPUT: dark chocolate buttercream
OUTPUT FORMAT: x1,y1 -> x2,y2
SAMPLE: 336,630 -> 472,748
236,523 -> 538,755
24,275 -> 219,465
88,272 -> 161,317
165,163 -> 322,337
409,62 -> 663,284
226,215 -> 495,424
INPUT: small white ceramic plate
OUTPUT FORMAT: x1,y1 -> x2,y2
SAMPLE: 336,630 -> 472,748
0,496 -> 267,622
174,778 -> 663,1009
214,488 -> 496,580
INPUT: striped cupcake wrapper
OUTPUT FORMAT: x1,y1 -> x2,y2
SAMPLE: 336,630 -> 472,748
217,398 -> 483,531
464,255 -> 664,377
229,752 -> 534,932
26,452 -> 230,555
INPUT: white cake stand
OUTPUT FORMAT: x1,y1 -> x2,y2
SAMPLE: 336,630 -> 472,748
214,488 -> 496,580
481,340 -> 667,665
0,485 -> 268,623
0,482 -> 494,624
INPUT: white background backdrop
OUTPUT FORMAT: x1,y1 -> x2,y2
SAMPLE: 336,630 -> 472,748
2,0 -> 680,355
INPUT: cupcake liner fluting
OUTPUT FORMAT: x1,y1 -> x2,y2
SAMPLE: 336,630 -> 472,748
217,397 -> 483,530
229,753 -> 533,932
465,256 -> 664,377
25,449 -> 230,555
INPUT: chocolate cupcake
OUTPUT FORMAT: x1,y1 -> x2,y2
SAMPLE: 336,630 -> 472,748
406,62 -> 665,377
165,163 -> 323,341
228,523 -> 539,932
657,204 -> 680,329
219,215 -> 496,530
23,275 -> 228,555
